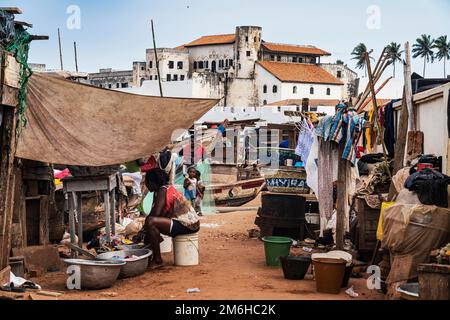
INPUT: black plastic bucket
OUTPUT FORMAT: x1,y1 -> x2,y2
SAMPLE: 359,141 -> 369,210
280,255 -> 312,280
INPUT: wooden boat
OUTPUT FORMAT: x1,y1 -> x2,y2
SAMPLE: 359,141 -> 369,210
207,177 -> 265,207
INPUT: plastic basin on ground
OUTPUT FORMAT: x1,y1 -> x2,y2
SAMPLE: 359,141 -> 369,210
280,255 -> 312,280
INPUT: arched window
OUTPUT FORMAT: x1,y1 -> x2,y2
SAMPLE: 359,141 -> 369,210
263,85 -> 267,94
310,87 -> 314,95
273,85 -> 278,93
326,88 -> 331,96
293,86 -> 298,94
263,100 -> 267,105
277,106 -> 281,112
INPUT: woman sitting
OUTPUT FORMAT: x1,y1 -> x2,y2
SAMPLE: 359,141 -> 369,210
142,168 -> 200,269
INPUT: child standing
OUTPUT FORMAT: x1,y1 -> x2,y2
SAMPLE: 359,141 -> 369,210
184,166 -> 198,209
195,170 -> 205,216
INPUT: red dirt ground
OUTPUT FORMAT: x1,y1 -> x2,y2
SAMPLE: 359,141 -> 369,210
33,204 -> 385,300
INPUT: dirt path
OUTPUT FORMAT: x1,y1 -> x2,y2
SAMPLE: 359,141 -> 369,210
34,209 -> 384,300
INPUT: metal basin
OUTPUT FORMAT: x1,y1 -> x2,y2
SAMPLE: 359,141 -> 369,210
64,259 -> 125,290
96,249 -> 152,279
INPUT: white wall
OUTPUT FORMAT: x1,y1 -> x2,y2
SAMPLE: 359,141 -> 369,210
414,84 -> 450,173
255,64 -> 342,105
255,65 -> 282,105
188,44 -> 234,73
146,49 -> 190,82
280,82 -> 342,100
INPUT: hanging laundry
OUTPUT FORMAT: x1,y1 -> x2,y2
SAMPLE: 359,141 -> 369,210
384,100 -> 397,158
295,118 -> 314,163
305,134 -> 319,196
317,138 -> 339,234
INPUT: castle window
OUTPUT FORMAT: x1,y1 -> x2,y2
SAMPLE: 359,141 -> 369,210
273,85 -> 278,93
141,66 -> 145,71
116,83 -> 120,88
121,83 -> 128,88
177,61 -> 183,69
173,74 -> 178,81
293,86 -> 298,94
181,75 -> 185,81
168,61 -> 174,69
310,87 -> 314,94
198,61 -> 204,69
277,107 -> 281,112
193,61 -> 197,69
246,51 -> 251,57
254,37 -> 257,43
263,100 -> 267,105
229,59 -> 233,67
326,88 -> 331,96
155,75 -> 158,80
263,85 -> 267,94
245,36 -> 249,42
108,84 -> 112,89
205,61 -> 209,69
167,74 -> 171,82
150,75 -> 153,80
337,70 -> 342,78
149,61 -> 153,68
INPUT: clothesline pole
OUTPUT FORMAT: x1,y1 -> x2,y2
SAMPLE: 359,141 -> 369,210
336,141 -> 347,250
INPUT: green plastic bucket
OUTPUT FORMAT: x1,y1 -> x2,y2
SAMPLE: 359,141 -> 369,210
262,236 -> 293,267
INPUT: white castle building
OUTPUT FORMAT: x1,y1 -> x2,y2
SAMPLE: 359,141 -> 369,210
124,26 -> 357,108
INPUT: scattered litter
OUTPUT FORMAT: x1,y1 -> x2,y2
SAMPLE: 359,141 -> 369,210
100,292 -> 118,298
292,240 -> 299,247
187,288 -> 201,293
345,286 -> 359,298
201,223 -> 221,229
36,290 -> 62,298
9,272 -> 41,290
302,247 -> 313,252
247,228 -> 260,238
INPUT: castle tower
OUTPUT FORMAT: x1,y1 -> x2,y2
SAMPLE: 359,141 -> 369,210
234,26 -> 262,79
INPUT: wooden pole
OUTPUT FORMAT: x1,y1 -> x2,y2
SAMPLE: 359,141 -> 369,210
73,41 -> 79,73
151,20 -> 163,97
365,52 -> 391,174
57,28 -> 64,71
404,42 -> 415,131
0,53 -> 18,269
335,141 -> 347,250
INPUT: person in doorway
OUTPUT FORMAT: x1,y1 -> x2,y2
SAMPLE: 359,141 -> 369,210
141,168 -> 200,269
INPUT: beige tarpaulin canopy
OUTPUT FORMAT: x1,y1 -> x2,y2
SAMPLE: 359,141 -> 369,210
15,73 -> 218,166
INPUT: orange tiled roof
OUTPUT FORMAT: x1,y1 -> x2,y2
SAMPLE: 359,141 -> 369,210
184,34 -> 236,47
257,61 -> 343,85
267,99 -> 341,107
262,42 -> 331,56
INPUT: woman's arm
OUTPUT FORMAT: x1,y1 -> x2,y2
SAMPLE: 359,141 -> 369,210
150,188 -> 167,217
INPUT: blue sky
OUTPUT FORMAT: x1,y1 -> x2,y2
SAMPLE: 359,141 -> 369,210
5,0 -> 450,78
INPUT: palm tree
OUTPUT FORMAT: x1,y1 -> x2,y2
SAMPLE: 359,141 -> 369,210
351,43 -> 373,77
433,35 -> 450,77
412,34 -> 435,77
385,42 -> 403,78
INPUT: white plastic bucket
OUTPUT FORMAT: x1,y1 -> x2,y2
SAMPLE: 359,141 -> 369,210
160,234 -> 172,253
173,233 -> 199,266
